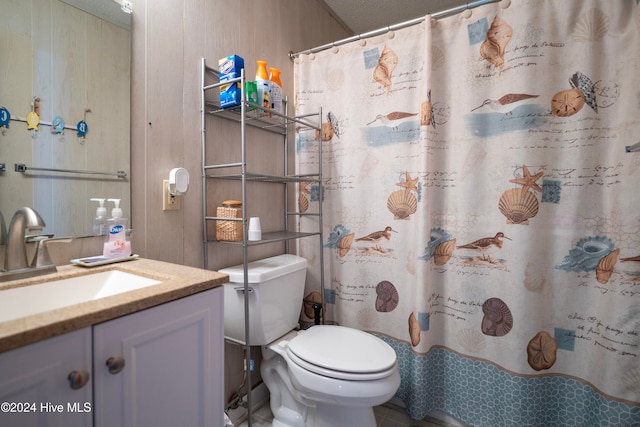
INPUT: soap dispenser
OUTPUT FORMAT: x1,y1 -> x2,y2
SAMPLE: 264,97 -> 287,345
91,198 -> 107,236
103,198 -> 131,259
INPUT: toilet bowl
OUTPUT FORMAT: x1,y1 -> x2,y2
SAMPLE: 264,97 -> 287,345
220,255 -> 401,427
262,326 -> 401,427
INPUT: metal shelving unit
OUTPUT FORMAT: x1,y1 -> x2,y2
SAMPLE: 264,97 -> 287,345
200,58 -> 324,426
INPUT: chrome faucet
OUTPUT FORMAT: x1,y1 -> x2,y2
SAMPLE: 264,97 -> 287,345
0,207 -> 57,282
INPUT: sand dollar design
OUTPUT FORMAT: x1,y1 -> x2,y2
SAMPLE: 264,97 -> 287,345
551,88 -> 585,117
526,331 -> 558,371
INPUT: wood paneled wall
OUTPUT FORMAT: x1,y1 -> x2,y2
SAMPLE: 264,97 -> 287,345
129,0 -> 349,406
131,0 -> 347,269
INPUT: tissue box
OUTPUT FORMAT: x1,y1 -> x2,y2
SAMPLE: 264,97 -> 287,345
218,54 -> 244,81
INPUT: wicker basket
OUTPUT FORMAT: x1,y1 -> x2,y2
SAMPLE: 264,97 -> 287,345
215,200 -> 243,241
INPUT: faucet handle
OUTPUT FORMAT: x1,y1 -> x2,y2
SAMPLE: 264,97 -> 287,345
30,237 -> 56,269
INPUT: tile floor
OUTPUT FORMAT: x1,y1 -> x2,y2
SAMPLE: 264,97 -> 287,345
236,401 -> 459,427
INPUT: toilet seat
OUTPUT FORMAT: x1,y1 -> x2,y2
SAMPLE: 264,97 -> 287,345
286,325 -> 397,381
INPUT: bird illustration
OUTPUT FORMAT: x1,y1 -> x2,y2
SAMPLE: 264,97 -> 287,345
456,232 -> 511,263
356,226 -> 397,251
471,93 -> 539,115
366,111 -> 418,126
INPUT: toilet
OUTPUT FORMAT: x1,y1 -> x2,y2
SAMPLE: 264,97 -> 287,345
220,254 -> 401,427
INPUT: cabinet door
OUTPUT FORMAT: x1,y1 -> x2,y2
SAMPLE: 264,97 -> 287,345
0,328 -> 93,427
93,287 -> 224,427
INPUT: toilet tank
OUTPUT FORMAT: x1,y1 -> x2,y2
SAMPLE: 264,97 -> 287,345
219,254 -> 307,345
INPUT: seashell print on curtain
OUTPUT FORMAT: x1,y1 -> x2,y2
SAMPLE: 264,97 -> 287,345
294,0 -> 640,424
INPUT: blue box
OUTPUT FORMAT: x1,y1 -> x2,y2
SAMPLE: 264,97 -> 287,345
220,82 -> 242,108
218,55 -> 244,81
219,55 -> 244,108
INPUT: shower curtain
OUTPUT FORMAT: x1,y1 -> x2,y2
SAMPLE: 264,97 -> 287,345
294,0 -> 640,425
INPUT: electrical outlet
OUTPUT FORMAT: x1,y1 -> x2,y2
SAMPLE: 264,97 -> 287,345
162,179 -> 181,211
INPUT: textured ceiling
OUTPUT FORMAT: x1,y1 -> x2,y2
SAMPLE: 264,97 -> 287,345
321,0 -> 470,35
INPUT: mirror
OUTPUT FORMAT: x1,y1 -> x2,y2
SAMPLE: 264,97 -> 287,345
0,0 -> 131,239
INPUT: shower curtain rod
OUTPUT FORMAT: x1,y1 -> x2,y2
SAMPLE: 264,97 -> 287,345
289,0 -> 501,59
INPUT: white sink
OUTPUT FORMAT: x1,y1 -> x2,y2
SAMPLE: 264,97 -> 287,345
0,270 -> 161,323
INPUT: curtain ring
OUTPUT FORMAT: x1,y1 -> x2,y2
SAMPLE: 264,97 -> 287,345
461,2 -> 472,19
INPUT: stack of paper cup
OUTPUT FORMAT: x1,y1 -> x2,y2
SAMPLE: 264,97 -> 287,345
248,217 -> 262,241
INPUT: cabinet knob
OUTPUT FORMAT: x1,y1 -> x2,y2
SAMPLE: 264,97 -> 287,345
68,370 -> 90,390
106,356 -> 126,374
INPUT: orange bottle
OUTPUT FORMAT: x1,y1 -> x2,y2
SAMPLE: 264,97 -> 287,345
268,67 -> 283,114
255,60 -> 270,109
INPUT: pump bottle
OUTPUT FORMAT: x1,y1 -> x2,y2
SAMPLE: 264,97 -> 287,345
90,198 -> 107,236
103,198 -> 131,259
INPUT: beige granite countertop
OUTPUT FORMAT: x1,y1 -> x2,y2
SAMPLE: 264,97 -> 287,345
0,258 -> 228,353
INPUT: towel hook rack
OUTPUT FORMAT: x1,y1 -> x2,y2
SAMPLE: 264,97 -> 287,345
14,163 -> 127,179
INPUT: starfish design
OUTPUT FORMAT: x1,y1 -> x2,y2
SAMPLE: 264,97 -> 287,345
396,172 -> 419,193
509,165 -> 543,193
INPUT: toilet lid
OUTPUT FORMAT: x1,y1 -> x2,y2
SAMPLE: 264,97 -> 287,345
286,325 -> 397,379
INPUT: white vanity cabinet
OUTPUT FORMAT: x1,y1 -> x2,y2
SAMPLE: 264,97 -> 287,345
93,286 -> 224,427
0,286 -> 224,427
0,328 -> 93,427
